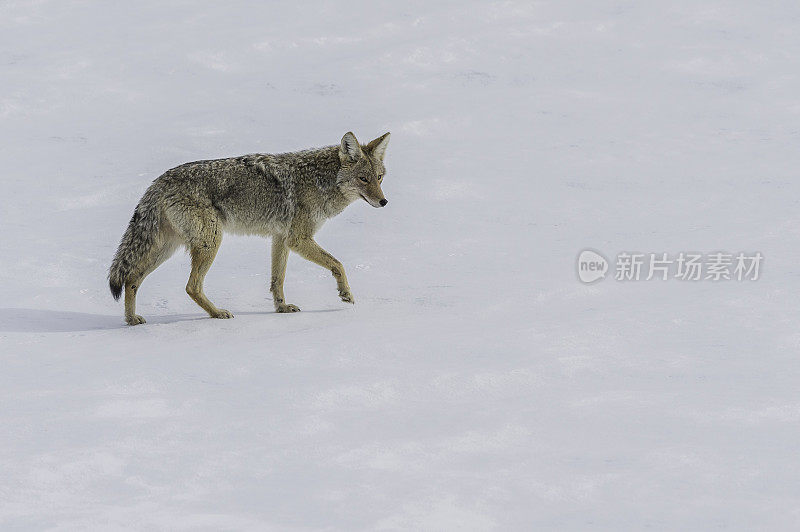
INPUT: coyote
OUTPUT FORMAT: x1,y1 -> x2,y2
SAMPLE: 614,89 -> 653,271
109,131 -> 390,325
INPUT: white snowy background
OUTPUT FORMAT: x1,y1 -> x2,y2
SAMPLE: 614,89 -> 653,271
2,1 -> 799,529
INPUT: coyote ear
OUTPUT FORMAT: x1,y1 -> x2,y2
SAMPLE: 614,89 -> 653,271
366,132 -> 390,161
340,132 -> 363,162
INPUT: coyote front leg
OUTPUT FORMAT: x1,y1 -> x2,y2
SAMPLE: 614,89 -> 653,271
289,237 -> 354,304
271,236 -> 300,312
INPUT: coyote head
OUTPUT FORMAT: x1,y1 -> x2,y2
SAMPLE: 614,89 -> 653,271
337,131 -> 390,208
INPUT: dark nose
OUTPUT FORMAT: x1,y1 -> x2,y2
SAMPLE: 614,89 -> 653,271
379,199 -> 388,207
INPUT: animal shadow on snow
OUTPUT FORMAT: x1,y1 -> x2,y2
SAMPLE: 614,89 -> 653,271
0,307 -> 344,333
0,308 -> 205,332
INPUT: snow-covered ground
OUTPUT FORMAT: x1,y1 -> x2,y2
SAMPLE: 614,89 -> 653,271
2,1 -> 800,529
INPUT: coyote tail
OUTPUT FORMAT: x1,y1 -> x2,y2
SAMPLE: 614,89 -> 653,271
108,200 -> 160,300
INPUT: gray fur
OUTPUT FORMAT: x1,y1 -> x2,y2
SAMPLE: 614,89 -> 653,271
109,131 -> 390,325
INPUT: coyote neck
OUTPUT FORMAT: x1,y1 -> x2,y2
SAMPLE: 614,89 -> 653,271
305,147 -> 356,218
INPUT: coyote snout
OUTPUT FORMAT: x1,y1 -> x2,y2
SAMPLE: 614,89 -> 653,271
361,194 -> 388,208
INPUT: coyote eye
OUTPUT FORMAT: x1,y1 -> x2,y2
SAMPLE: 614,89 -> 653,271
359,176 -> 369,183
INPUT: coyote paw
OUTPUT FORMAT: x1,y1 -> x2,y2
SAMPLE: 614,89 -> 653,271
276,303 -> 301,313
339,290 -> 355,304
126,314 -> 146,326
211,309 -> 234,319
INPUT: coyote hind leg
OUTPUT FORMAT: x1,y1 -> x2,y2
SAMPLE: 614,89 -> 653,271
166,202 -> 232,319
125,238 -> 180,326
186,241 -> 233,319
124,283 -> 146,325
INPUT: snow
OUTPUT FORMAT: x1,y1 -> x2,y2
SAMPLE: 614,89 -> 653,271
2,1 -> 800,529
